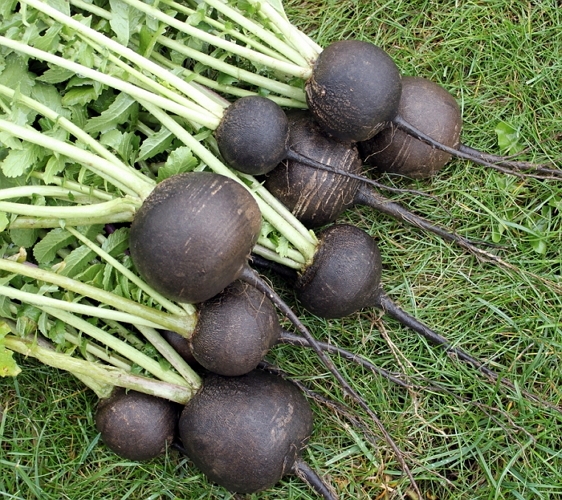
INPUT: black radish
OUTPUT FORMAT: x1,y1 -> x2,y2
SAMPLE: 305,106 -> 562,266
359,76 -> 561,179
358,76 -> 462,178
265,111 -> 489,253
305,40 -> 402,143
215,95 -> 290,175
289,223 -> 556,408
301,41 -> 558,179
190,280 -> 279,376
95,388 -> 179,461
178,369 -> 313,494
129,171 -> 261,304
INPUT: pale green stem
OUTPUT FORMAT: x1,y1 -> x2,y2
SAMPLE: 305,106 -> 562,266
63,330 -> 133,371
203,0 -> 309,67
0,197 -> 139,220
0,185 -> 108,203
140,101 -> 317,261
0,285 -> 164,329
66,226 -> 194,317
157,0 -> 295,64
0,83 -> 130,173
136,41 -> 304,107
5,335 -> 197,403
0,259 -> 194,334
22,0 -> 225,118
255,237 -> 305,265
119,0 -> 310,79
135,325 -> 200,387
29,173 -> 115,202
5,213 -> 135,229
0,117 -> 153,199
248,0 -> 321,64
0,36 -> 216,131
252,243 -> 303,270
155,34 -> 307,102
39,306 -> 192,388
90,45 -> 223,126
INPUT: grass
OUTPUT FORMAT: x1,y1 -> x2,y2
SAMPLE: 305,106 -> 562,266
1,0 -> 562,499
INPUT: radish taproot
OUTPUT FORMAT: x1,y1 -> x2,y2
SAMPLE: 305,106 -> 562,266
358,76 -> 561,179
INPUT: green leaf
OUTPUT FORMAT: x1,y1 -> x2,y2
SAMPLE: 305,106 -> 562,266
0,343 -> 21,377
31,82 -> 70,120
32,24 -> 63,53
0,144 -> 42,178
43,154 -> 68,184
45,0 -> 70,16
495,121 -> 524,154
0,54 -> 35,97
101,227 -> 130,257
58,245 -> 97,278
37,66 -> 75,84
0,0 -> 19,19
137,127 -> 174,162
61,86 -> 99,107
0,212 -> 9,232
157,146 -> 198,182
33,227 -> 74,264
109,0 -> 144,46
9,228 -> 39,248
84,93 -> 137,134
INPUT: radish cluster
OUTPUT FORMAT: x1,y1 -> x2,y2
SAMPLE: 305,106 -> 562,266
94,37 -> 554,499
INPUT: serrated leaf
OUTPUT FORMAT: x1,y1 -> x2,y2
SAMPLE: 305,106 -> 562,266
0,296 -> 14,319
109,0 -> 144,46
84,93 -> 137,134
31,82 -> 70,120
37,66 -> 75,84
157,146 -> 198,182
137,127 -> 174,162
0,54 -> 35,97
101,226 -> 130,257
0,144 -> 41,178
32,24 -> 62,53
58,245 -> 97,278
73,263 -> 104,285
61,86 -> 99,107
9,228 -> 39,248
43,154 -> 68,184
33,227 -> 74,264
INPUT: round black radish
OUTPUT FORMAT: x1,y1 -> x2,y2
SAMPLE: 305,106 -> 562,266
215,95 -> 290,175
295,224 -> 382,318
358,76 -> 462,178
95,388 -> 179,461
129,172 -> 262,304
178,369 -> 313,494
265,111 -> 363,228
305,40 -> 402,143
190,280 -> 281,376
